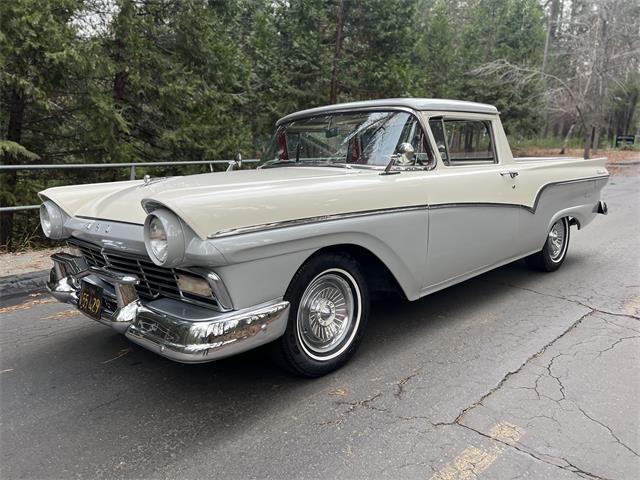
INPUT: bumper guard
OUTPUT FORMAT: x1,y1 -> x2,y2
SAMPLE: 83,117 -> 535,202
47,253 -> 290,363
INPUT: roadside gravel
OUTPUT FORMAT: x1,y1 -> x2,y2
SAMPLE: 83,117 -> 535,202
0,248 -> 58,277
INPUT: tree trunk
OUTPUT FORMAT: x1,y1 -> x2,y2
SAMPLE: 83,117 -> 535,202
0,89 -> 26,250
606,110 -> 613,148
592,125 -> 600,154
112,0 -> 133,105
623,89 -> 638,134
329,0 -> 345,104
583,126 -> 594,159
560,122 -> 575,154
541,1 -> 558,139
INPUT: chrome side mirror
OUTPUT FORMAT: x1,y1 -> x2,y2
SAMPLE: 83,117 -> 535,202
381,142 -> 415,175
437,143 -> 448,161
396,142 -> 415,165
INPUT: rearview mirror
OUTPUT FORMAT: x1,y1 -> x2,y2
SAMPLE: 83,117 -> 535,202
325,127 -> 338,138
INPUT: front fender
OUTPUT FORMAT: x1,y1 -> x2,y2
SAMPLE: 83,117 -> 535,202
209,209 -> 428,309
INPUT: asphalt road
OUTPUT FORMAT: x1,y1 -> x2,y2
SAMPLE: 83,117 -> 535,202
1,167 -> 639,480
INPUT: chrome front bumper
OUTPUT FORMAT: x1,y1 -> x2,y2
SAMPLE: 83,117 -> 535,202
47,253 -> 290,363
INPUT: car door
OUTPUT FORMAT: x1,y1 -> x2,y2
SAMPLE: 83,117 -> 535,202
422,115 -> 520,292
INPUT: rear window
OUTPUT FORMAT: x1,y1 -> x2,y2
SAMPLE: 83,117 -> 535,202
429,118 -> 496,165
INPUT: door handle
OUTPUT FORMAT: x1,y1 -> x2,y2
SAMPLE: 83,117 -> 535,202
500,171 -> 519,179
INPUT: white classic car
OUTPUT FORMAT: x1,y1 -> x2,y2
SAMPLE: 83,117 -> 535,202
40,99 -> 609,376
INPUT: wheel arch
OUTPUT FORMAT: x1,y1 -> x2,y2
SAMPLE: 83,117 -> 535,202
298,244 -> 408,301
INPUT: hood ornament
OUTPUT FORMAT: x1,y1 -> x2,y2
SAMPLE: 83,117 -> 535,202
226,152 -> 243,172
138,175 -> 168,188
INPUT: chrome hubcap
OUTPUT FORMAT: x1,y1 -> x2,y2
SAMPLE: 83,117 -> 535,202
297,271 -> 356,356
548,219 -> 566,261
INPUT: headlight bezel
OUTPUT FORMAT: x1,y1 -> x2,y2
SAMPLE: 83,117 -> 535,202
39,200 -> 69,239
147,215 -> 168,263
143,209 -> 186,267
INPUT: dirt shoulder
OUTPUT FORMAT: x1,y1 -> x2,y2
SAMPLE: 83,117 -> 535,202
0,248 -> 59,277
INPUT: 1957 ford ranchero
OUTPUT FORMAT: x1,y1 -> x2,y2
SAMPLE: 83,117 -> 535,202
40,99 -> 609,376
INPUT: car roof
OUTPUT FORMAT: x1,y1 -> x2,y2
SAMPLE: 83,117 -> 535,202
276,98 -> 498,125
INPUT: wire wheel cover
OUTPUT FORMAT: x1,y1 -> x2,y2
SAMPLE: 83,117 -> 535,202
547,219 -> 567,261
297,271 -> 356,356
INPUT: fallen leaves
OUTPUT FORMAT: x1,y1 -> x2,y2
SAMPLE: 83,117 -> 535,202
329,388 -> 347,396
0,298 -> 56,314
43,310 -> 82,320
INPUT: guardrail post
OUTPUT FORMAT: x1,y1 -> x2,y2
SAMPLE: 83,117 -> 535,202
130,165 -> 136,180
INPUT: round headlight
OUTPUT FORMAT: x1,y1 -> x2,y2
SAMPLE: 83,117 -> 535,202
143,209 -> 186,267
39,200 -> 68,239
148,216 -> 168,263
40,204 -> 51,237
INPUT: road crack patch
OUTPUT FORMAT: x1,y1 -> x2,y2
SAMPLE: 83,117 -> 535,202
455,422 -> 612,480
497,282 -> 640,320
447,310 -> 594,425
314,392 -> 385,427
394,372 -> 419,399
594,335 -> 640,359
575,405 -> 639,457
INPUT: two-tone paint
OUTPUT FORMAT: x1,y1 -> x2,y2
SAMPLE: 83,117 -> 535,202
40,98 -> 609,362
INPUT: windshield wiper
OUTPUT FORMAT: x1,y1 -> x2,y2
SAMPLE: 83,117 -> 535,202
261,160 -> 354,170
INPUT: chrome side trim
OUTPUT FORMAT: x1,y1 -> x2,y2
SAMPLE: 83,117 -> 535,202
208,204 -> 429,239
207,175 -> 609,239
76,215 -> 143,227
428,202 -> 523,210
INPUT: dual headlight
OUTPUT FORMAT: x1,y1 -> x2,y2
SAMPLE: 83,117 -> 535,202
40,200 -> 69,240
143,209 -> 186,267
41,200 -> 185,268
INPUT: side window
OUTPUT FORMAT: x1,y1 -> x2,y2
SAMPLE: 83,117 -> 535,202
443,120 -> 495,164
428,118 -> 448,164
394,115 -> 434,166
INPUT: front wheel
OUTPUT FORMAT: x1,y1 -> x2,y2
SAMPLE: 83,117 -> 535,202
273,253 -> 370,377
525,217 -> 570,272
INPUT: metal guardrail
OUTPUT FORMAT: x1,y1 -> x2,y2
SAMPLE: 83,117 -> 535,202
0,159 -> 259,213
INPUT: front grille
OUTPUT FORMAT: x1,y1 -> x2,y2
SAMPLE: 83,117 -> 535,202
69,239 -> 218,308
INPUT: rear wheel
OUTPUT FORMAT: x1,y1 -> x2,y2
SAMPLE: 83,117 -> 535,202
526,217 -> 570,272
274,253 -> 370,377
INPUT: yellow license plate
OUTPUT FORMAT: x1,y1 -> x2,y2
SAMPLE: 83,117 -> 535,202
78,282 -> 103,320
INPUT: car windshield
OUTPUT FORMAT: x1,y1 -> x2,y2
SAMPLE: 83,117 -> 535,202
261,111 -> 432,168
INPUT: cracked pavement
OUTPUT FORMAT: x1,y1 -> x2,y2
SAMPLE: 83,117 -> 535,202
1,167 -> 638,479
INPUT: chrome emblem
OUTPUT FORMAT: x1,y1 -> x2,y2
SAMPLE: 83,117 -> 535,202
83,221 -> 111,234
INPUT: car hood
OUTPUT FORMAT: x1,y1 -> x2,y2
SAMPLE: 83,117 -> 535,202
40,166 -> 427,239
